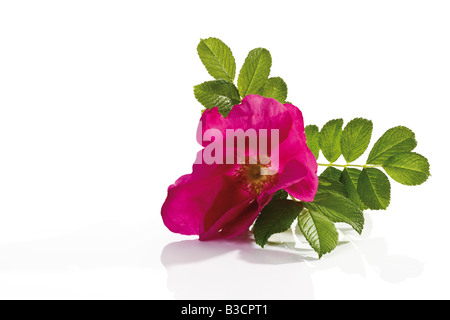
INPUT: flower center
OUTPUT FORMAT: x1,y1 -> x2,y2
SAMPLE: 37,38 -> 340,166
234,159 -> 279,197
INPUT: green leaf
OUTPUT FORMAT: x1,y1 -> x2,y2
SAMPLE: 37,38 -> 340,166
197,38 -> 236,82
339,168 -> 366,210
298,209 -> 338,258
316,177 -> 348,198
305,125 -> 320,160
262,77 -> 287,103
357,168 -> 391,210
340,118 -> 373,163
253,199 -> 303,248
319,119 -> 344,163
272,189 -> 288,200
305,193 -> 364,234
320,166 -> 342,180
367,126 -> 417,165
237,48 -> 272,97
383,152 -> 430,186
193,80 -> 241,116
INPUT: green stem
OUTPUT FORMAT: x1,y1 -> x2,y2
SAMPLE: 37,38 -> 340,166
317,163 -> 382,169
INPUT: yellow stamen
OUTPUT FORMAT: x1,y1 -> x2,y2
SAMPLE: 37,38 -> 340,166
234,158 -> 279,197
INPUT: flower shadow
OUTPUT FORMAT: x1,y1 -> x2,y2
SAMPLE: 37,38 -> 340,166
161,216 -> 424,299
161,234 -> 316,299
161,232 -> 312,268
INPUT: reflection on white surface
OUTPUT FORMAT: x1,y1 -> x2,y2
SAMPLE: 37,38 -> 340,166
161,216 -> 424,299
161,234 -> 315,299
0,217 -> 425,299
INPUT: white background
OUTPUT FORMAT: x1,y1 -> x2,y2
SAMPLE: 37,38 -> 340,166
0,0 -> 449,300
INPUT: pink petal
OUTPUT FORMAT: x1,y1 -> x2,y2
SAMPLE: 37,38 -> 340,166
200,174 -> 257,240
161,163 -> 232,236
281,103 -> 318,201
199,95 -> 293,148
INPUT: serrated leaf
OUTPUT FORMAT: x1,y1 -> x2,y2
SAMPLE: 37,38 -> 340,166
272,189 -> 288,200
305,192 -> 364,234
367,126 -> 417,165
237,48 -> 272,97
383,152 -> 430,186
262,77 -> 287,103
316,177 -> 347,197
193,80 -> 241,117
305,125 -> 320,160
197,38 -> 236,82
298,209 -> 338,258
340,118 -> 373,163
319,119 -> 344,163
320,166 -> 342,180
253,199 -> 303,248
339,168 -> 366,210
357,168 -> 391,210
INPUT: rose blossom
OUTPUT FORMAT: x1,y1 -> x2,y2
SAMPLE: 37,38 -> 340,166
161,95 -> 318,240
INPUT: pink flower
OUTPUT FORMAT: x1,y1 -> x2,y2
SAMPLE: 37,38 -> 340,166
161,95 -> 318,240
